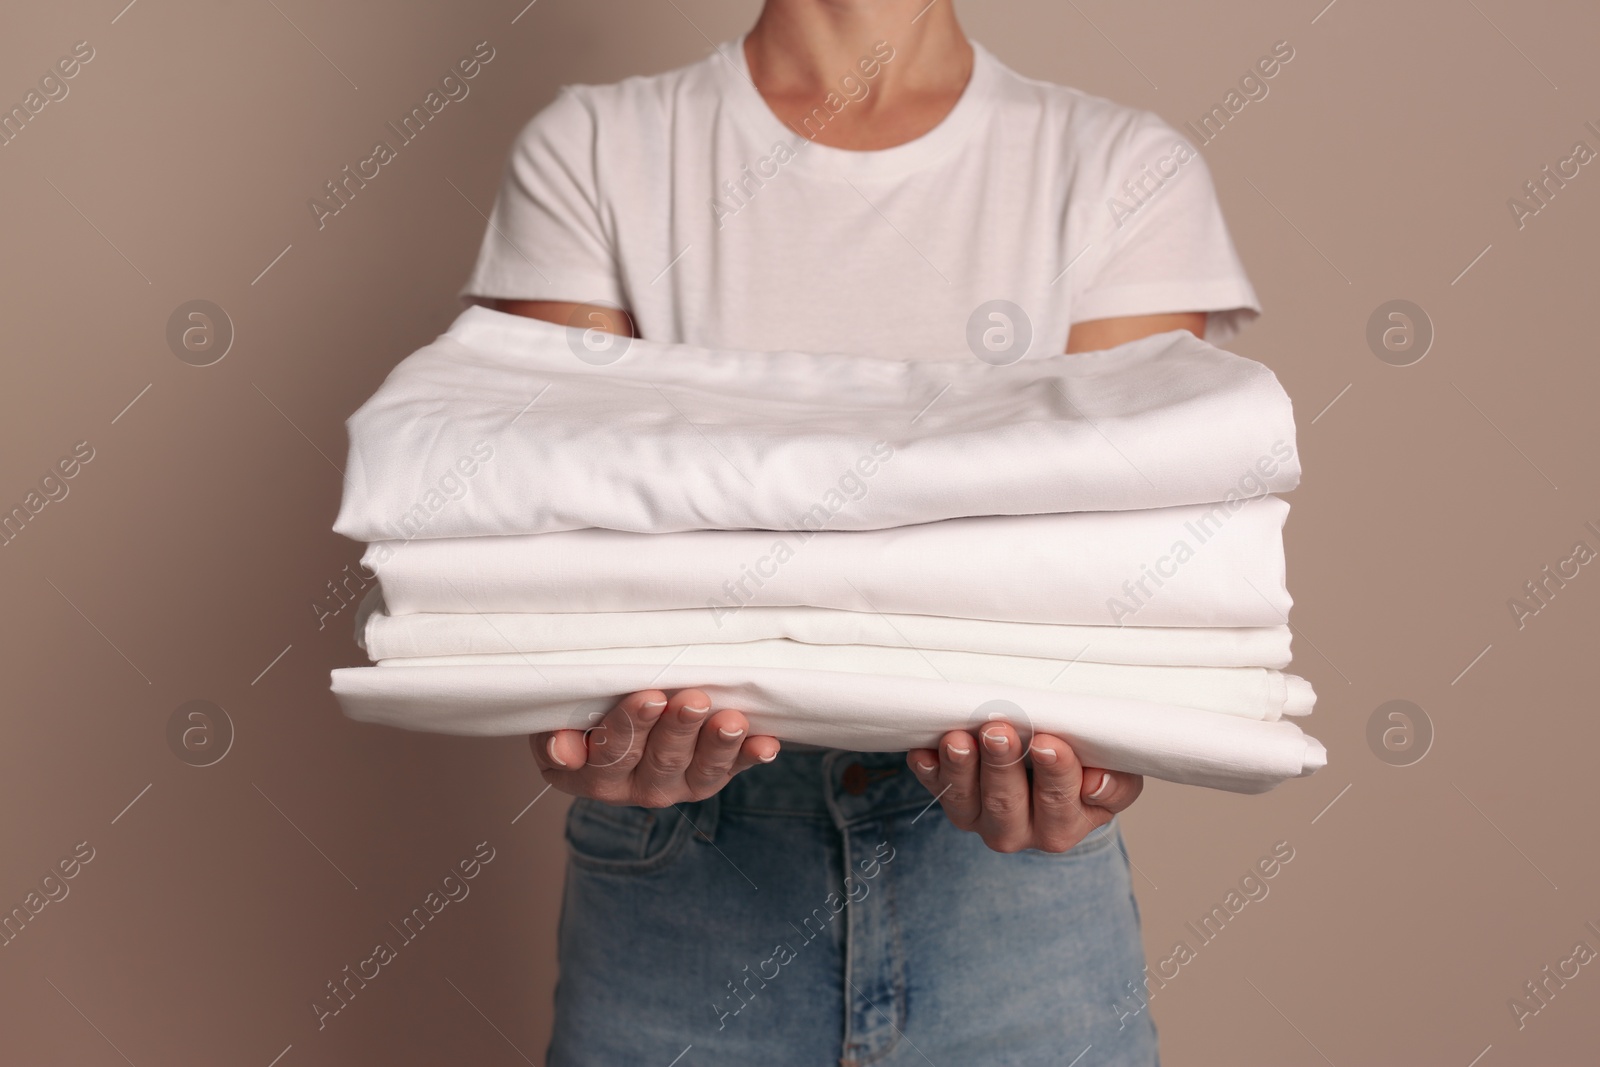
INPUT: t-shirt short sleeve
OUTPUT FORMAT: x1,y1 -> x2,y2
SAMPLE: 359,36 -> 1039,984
1070,109 -> 1261,346
457,86 -> 626,309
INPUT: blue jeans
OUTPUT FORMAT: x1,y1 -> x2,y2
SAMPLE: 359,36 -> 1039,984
548,747 -> 1160,1066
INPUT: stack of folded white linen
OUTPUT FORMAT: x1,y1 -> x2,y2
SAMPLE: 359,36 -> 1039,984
330,305 -> 1326,794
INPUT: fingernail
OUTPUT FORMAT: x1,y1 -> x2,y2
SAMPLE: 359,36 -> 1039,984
640,699 -> 667,710
946,741 -> 972,759
1032,745 -> 1057,765
914,760 -> 937,774
638,699 -> 667,721
681,704 -> 711,721
547,737 -> 568,767
981,730 -> 1009,754
1087,771 -> 1115,800
718,726 -> 745,740
758,750 -> 778,763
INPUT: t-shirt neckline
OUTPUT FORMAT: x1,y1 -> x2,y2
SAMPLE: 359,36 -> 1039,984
712,33 -> 997,181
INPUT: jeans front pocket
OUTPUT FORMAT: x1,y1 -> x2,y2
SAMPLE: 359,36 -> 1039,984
1023,814 -> 1123,860
563,795 -> 706,874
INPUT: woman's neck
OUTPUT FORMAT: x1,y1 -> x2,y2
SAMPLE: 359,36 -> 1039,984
744,0 -> 975,150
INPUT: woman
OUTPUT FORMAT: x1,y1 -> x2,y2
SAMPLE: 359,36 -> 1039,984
460,2 -> 1260,1062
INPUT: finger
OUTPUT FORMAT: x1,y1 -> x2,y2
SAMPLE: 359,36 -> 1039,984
535,729 -> 590,773
583,690 -> 667,775
1081,767 -> 1144,815
633,688 -> 714,801
933,730 -> 982,828
975,722 -> 1033,852
683,708 -> 751,799
529,729 -> 597,802
1029,733 -> 1094,852
732,735 -> 782,775
907,747 -> 941,789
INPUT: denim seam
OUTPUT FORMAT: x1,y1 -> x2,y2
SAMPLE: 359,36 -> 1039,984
716,805 -> 837,820
851,817 -> 907,1067
683,792 -> 722,845
838,819 -> 862,1064
1055,814 -> 1121,858
564,803 -> 699,874
574,802 -> 658,833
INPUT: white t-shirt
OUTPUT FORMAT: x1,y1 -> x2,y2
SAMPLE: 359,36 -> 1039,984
460,33 -> 1259,358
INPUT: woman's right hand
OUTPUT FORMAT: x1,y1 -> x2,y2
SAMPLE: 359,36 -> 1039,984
530,688 -> 781,807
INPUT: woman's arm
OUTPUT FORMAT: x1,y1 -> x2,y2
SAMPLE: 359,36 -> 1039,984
495,299 -> 783,806
494,301 -> 1197,844
1066,311 -> 1208,353
492,300 -> 1207,353
499,300 -> 1190,833
490,298 -> 635,337
908,312 -> 1203,852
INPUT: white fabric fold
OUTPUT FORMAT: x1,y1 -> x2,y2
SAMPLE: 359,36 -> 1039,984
333,305 -> 1300,541
330,664 -> 1326,794
366,496 -> 1292,626
374,642 -> 1313,721
360,599 -> 1294,669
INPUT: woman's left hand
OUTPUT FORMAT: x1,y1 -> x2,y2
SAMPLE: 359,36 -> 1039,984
907,722 -> 1143,854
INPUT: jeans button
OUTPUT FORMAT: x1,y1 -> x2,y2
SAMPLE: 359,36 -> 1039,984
841,762 -> 869,795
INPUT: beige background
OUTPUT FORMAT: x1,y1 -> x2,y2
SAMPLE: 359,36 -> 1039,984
3,0 -> 1597,1063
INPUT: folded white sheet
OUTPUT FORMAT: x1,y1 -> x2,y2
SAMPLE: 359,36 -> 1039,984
375,641 -> 1313,721
366,496 -> 1292,626
333,305 -> 1300,541
330,664 -> 1326,794
360,599 -> 1294,669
